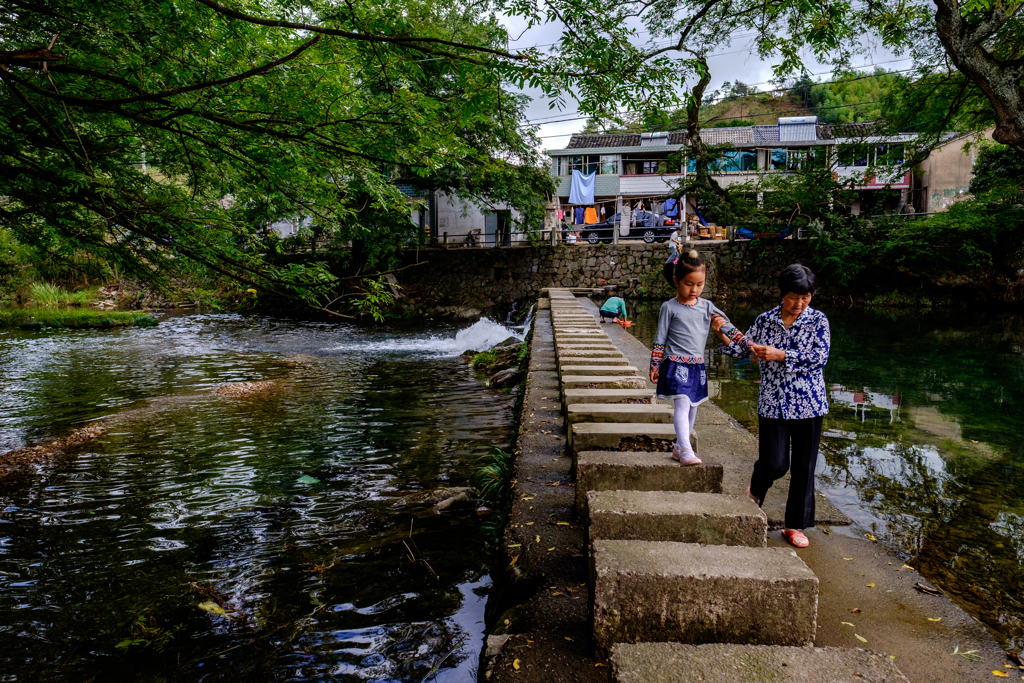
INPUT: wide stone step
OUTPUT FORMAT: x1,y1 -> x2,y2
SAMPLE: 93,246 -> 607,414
557,357 -> 630,368
557,342 -> 616,351
575,451 -> 717,516
567,403 -> 672,422
587,491 -> 766,546
591,540 -> 818,651
563,388 -> 651,405
556,335 -> 612,344
562,376 -> 648,391
560,365 -> 639,376
558,349 -> 625,359
553,329 -> 606,336
611,643 -> 910,683
571,422 -> 677,454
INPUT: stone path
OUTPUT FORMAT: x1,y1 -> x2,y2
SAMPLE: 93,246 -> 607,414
487,291 -> 1006,683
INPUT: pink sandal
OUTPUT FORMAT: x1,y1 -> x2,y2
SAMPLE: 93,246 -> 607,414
782,529 -> 809,548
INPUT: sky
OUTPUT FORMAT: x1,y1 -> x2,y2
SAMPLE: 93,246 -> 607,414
497,14 -> 912,153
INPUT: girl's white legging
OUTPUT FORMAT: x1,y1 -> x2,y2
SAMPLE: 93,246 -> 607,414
674,397 -> 699,453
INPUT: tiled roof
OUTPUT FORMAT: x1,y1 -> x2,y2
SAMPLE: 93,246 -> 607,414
701,127 -> 755,145
668,132 -> 688,145
567,134 -> 641,148
753,126 -> 780,143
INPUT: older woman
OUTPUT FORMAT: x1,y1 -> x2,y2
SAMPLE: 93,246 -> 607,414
712,264 -> 830,548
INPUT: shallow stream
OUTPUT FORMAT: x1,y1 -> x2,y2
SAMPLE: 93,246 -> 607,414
0,314 -> 524,682
628,300 -> 1024,653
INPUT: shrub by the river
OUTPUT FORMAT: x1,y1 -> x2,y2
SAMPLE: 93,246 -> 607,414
0,309 -> 158,329
28,283 -> 98,307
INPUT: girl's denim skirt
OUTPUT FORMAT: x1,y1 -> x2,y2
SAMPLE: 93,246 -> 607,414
656,358 -> 709,404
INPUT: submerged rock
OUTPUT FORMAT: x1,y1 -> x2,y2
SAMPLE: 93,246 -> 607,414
0,423 -> 108,480
214,381 -> 278,399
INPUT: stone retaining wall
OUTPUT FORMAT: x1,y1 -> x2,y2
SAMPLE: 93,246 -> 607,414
397,240 -> 816,306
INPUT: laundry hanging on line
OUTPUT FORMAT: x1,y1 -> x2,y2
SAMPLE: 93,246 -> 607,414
569,170 -> 596,205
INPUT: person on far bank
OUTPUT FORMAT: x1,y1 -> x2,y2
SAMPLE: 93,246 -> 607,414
650,250 -> 751,466
669,227 -> 684,260
714,264 -> 830,548
599,296 -> 628,323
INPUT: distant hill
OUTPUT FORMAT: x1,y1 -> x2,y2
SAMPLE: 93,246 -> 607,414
701,93 -> 814,127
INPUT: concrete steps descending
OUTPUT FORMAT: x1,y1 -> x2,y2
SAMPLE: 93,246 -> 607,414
591,540 -> 818,651
611,643 -> 911,683
587,490 -> 767,546
571,422 -> 678,452
566,404 -> 669,450
575,451 -> 716,516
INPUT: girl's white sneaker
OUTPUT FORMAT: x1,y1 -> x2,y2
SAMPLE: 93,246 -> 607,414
672,444 -> 702,466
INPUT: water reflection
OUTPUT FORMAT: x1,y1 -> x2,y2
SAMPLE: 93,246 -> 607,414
0,313 -> 520,681
628,302 -> 1024,651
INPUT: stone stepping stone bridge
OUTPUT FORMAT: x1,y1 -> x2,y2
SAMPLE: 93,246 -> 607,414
543,288 -> 909,683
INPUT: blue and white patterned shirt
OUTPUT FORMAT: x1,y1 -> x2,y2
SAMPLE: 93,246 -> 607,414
720,305 -> 830,420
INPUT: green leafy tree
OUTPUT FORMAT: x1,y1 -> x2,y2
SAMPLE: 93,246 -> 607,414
808,69 -> 898,124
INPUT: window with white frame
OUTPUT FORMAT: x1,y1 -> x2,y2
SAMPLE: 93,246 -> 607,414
556,154 -> 617,176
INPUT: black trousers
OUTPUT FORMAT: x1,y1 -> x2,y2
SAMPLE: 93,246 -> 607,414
751,415 -> 824,530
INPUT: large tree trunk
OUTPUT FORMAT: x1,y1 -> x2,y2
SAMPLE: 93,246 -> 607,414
933,0 -> 1024,152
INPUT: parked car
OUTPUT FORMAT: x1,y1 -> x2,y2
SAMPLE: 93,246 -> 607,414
578,211 -> 681,244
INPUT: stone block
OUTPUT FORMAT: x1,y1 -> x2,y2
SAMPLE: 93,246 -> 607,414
562,376 -> 648,391
571,422 -> 676,455
558,357 -> 630,368
560,366 -> 639,377
557,349 -> 624,359
591,541 -> 818,650
587,491 -> 766,546
567,403 -> 672,423
611,643 -> 910,683
557,344 -> 618,353
575,451 -> 716,516
563,388 -> 651,404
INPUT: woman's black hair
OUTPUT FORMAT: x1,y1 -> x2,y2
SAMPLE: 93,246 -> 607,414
663,249 -> 705,286
778,264 -> 817,296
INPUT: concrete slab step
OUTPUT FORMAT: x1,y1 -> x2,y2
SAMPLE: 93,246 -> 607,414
562,376 -> 648,391
559,356 -> 630,366
567,404 -> 672,423
591,540 -> 818,650
557,342 -> 615,350
557,349 -> 625,359
586,490 -> 766,546
575,450 -> 716,516
611,643 -> 910,683
563,388 -> 652,405
571,422 -> 677,454
560,366 -> 639,376
556,335 -> 612,343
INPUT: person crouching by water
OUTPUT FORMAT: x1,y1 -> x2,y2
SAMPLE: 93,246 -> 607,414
714,264 -> 830,548
599,296 -> 627,324
650,250 -> 750,466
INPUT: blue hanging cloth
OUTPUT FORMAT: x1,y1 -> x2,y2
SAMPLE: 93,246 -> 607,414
664,198 -> 679,218
569,170 -> 595,205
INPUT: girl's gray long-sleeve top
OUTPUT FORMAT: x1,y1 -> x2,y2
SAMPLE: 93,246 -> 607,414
651,298 -> 730,370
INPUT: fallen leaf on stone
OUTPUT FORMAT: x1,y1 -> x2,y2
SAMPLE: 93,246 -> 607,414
902,564 -> 915,570
510,556 -> 519,566
851,608 -> 862,614
595,663 -> 607,668
928,617 -> 942,622
513,659 -> 520,671
557,521 -> 569,525
822,527 -> 831,534
842,621 -> 855,626
535,535 -> 541,543
855,634 -> 868,642
866,583 -> 876,588
992,671 -> 1008,677
546,482 -> 560,487
551,592 -> 562,596
508,544 -> 521,548
843,557 -> 853,561
890,655 -> 897,660
565,636 -> 573,641
865,533 -> 877,542
1006,665 -> 1016,669
1007,652 -> 1024,667
525,522 -> 534,526
915,583 -> 942,596
547,547 -> 555,551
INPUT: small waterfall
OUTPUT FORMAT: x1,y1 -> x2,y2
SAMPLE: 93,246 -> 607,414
328,318 -> 523,357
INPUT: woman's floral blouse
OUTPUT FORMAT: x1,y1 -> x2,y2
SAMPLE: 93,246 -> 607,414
720,304 -> 830,420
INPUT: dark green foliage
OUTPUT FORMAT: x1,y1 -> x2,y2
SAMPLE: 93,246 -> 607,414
807,69 -> 897,124
474,447 -> 514,503
0,309 -> 158,329
969,146 -> 1024,194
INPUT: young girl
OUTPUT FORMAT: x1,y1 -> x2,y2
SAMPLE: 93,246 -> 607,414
650,250 -> 750,465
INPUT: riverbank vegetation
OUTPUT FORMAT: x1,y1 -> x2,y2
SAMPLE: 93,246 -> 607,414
0,309 -> 158,330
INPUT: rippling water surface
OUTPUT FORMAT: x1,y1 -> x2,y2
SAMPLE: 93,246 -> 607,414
628,300 -> 1024,652
0,313 -> 522,682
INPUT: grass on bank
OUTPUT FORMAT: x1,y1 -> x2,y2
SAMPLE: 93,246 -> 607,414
0,308 -> 158,329
28,283 -> 98,307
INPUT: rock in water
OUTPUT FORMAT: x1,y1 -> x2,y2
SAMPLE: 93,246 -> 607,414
489,367 -> 520,388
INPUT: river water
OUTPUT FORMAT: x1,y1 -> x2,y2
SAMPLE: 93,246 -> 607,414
0,313 -> 525,682
627,300 -> 1024,653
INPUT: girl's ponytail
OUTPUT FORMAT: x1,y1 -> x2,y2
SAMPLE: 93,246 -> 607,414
673,249 -> 706,282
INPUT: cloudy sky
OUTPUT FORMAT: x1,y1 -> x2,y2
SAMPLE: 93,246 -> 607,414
497,14 -> 912,152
